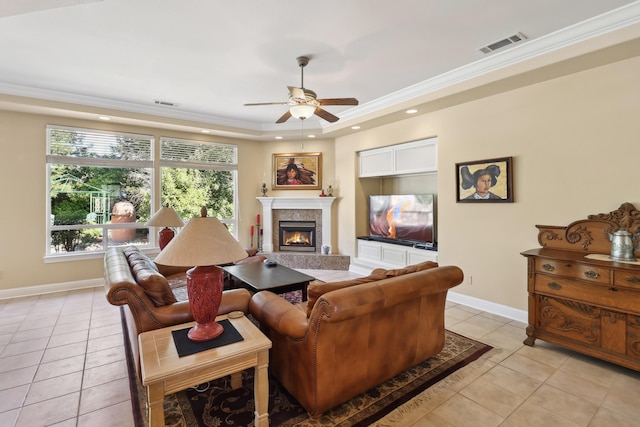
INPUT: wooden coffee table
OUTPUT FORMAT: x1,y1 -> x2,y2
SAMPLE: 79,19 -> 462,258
223,262 -> 315,301
138,314 -> 272,427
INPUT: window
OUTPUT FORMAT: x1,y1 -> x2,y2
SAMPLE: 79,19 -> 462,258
46,127 -> 238,260
160,137 -> 238,231
46,126 -> 153,258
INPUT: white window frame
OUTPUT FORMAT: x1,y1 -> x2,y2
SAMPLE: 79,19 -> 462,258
46,125 -> 154,261
45,127 -> 240,262
159,137 -> 239,234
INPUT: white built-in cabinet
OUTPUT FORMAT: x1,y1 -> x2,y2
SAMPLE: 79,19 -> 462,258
352,137 -> 439,274
358,137 -> 437,177
351,239 -> 438,273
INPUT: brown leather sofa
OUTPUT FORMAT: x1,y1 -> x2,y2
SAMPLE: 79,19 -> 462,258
249,261 -> 463,418
104,245 -> 260,381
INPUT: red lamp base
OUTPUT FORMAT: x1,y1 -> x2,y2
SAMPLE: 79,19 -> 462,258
158,227 -> 175,250
187,321 -> 224,342
186,265 -> 225,342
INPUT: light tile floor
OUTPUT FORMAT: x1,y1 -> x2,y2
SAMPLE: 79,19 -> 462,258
1,269 -> 639,426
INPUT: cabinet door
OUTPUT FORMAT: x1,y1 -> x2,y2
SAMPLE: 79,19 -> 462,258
537,295 -> 600,345
600,310 -> 626,354
408,249 -> 437,264
627,315 -> 640,358
381,245 -> 407,266
357,240 -> 382,262
394,139 -> 437,175
359,147 -> 394,177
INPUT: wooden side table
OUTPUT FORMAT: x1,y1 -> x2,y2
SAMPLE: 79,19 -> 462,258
138,314 -> 272,426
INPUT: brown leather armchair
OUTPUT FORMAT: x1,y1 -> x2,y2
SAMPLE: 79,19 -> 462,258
249,264 -> 463,418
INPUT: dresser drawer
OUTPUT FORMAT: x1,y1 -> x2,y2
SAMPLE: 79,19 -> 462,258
535,259 -> 610,284
613,270 -> 640,290
534,275 -> 640,314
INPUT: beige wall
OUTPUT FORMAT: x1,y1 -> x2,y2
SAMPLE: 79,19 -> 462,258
0,112 -> 340,290
1,47 -> 638,314
0,111 -> 264,290
335,55 -> 640,311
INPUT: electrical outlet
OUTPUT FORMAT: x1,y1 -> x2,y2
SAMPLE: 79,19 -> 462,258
467,275 -> 472,285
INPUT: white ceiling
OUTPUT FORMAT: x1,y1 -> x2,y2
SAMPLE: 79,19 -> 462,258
0,0 -> 638,139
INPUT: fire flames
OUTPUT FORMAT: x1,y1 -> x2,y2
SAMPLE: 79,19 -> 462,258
284,232 -> 311,246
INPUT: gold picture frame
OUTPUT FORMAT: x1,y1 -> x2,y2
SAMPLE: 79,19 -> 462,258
272,152 -> 322,190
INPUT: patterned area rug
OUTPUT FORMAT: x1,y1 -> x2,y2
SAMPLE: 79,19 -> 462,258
124,307 -> 491,427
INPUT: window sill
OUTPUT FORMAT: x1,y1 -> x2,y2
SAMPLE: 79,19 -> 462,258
44,247 -> 160,263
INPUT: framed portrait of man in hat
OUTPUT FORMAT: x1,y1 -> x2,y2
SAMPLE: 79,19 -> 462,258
456,157 -> 513,203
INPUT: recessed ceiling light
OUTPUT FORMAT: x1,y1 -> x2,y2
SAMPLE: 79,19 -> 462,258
98,116 -> 110,121
201,129 -> 210,133
307,134 -> 316,138
406,109 -> 418,114
275,136 -> 283,139
351,126 -> 361,130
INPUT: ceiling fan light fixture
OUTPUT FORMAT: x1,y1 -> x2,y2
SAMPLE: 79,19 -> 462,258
289,104 -> 316,120
246,56 -> 357,123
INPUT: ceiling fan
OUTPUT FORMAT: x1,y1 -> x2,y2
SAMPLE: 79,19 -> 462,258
244,56 -> 359,123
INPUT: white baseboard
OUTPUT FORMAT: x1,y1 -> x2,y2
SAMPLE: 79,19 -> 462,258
348,262 -> 528,324
0,278 -> 103,300
447,291 -> 528,324
349,261 -> 528,323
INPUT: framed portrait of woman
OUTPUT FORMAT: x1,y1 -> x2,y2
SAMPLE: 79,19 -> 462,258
456,157 -> 513,203
272,152 -> 322,190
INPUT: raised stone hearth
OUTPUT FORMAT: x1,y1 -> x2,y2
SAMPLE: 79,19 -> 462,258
262,252 -> 350,270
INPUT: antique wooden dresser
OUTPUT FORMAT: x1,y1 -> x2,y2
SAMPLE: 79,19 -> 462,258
521,202 -> 640,371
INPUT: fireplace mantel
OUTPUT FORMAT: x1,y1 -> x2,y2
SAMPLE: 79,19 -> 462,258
257,197 -> 335,253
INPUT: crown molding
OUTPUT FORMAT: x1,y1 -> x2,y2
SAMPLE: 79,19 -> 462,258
0,82 -> 266,130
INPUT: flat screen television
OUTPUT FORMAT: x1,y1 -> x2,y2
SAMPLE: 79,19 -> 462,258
368,194 -> 435,247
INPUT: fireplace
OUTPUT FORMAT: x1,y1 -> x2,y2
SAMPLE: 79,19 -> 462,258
279,221 -> 316,252
258,197 -> 335,253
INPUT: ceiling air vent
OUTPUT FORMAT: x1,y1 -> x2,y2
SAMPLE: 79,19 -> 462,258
154,100 -> 178,107
478,32 -> 527,54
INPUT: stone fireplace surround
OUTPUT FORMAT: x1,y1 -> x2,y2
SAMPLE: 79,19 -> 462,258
257,197 -> 349,270
257,197 -> 335,253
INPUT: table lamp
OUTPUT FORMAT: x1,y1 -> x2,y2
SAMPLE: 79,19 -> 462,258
154,207 -> 248,341
146,204 -> 185,249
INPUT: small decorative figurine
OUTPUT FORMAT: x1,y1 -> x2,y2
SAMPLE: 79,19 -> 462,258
327,185 -> 333,196
319,189 -> 327,197
260,182 -> 268,196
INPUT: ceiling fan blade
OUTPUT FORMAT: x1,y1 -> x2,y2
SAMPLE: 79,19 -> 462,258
275,110 -> 292,123
314,107 -> 339,123
317,98 -> 359,106
244,102 -> 289,106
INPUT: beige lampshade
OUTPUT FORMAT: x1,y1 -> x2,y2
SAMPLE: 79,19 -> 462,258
154,213 -> 248,267
146,205 -> 185,228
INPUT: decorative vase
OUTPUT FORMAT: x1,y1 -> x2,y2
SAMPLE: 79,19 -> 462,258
186,265 -> 225,341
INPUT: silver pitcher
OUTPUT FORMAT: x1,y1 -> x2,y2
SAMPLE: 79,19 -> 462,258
608,228 -> 639,261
